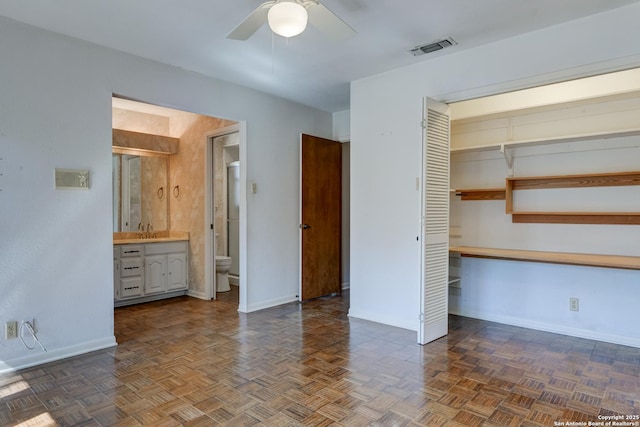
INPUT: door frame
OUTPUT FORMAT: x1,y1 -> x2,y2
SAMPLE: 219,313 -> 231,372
226,161 -> 241,277
204,122 -> 247,311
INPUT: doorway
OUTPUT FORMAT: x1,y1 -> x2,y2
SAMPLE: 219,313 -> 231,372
112,96 -> 243,309
211,130 -> 241,304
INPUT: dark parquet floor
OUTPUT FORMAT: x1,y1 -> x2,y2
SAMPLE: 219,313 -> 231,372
1,287 -> 639,426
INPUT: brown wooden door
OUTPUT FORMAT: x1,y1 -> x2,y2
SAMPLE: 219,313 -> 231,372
300,134 -> 342,301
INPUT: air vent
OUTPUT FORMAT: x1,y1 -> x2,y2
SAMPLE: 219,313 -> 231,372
410,37 -> 457,56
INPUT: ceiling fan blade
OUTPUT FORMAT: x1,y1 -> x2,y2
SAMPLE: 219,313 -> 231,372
227,2 -> 273,40
307,2 -> 356,41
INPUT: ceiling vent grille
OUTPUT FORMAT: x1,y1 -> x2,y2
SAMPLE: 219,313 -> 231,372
410,37 -> 457,56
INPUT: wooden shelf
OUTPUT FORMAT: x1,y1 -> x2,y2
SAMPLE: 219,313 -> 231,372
505,171 -> 640,224
449,246 -> 640,271
455,188 -> 505,201
507,171 -> 640,191
511,212 -> 640,225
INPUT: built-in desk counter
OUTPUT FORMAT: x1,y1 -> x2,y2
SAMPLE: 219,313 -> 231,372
449,246 -> 640,271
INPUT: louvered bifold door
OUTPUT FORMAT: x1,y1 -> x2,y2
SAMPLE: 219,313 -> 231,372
418,97 -> 450,345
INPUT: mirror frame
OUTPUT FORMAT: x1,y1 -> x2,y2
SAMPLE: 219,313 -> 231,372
112,147 -> 169,233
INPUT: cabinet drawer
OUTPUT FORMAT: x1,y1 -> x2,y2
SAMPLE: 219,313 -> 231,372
121,257 -> 143,277
120,245 -> 144,257
144,241 -> 187,255
121,277 -> 143,298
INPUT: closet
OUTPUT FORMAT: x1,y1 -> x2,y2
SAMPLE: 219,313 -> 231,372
444,68 -> 640,347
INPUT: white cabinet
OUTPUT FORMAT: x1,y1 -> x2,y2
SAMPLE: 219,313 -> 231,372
167,253 -> 187,291
117,245 -> 144,299
113,247 -> 120,300
144,241 -> 188,294
114,241 -> 188,306
145,255 -> 166,294
143,253 -> 187,294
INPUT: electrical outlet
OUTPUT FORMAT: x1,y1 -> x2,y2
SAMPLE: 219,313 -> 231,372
569,297 -> 579,312
5,321 -> 18,340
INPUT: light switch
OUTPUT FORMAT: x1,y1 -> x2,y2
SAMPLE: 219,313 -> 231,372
251,182 -> 257,194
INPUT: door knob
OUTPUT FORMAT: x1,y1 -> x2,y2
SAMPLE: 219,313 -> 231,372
300,224 -> 311,229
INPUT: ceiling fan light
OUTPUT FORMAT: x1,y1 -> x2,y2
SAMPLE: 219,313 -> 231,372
268,2 -> 308,38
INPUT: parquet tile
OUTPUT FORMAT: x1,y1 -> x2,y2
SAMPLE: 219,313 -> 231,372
1,288 -> 639,426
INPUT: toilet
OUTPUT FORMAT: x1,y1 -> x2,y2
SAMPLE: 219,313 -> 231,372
215,256 -> 232,292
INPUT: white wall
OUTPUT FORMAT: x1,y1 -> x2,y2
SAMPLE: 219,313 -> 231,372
350,3 -> 640,337
332,110 -> 350,142
0,16 -> 331,371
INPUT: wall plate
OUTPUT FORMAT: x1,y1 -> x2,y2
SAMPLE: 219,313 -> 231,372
55,168 -> 90,190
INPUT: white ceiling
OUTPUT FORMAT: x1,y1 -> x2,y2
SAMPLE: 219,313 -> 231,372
1,0 -> 639,112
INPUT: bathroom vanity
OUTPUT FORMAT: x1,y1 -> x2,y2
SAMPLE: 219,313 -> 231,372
111,124 -> 192,306
113,237 -> 189,307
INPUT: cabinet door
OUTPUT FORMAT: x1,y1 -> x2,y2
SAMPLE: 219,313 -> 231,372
145,255 -> 166,294
167,253 -> 187,291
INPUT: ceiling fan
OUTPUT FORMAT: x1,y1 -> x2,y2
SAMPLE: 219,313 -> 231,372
227,0 -> 356,41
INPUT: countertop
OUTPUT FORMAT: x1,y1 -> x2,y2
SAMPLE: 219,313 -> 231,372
113,231 -> 189,245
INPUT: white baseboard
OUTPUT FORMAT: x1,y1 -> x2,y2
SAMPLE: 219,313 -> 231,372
348,308 -> 416,332
0,336 -> 117,374
450,309 -> 640,349
244,294 -> 298,313
341,282 -> 350,290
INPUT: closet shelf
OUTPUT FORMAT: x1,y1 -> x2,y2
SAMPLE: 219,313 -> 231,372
507,171 -> 640,191
454,188 -> 505,200
511,212 -> 640,225
505,171 -> 640,224
450,128 -> 640,154
449,246 -> 640,270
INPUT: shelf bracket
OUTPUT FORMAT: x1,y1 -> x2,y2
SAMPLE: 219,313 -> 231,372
500,144 -> 514,177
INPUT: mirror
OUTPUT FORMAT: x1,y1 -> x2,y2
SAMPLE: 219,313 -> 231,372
112,153 -> 168,232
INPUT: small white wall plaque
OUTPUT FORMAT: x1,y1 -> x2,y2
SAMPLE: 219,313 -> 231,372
55,168 -> 90,190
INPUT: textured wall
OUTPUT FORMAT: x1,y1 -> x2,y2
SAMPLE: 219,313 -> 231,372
140,156 -> 168,231
169,115 -> 235,294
